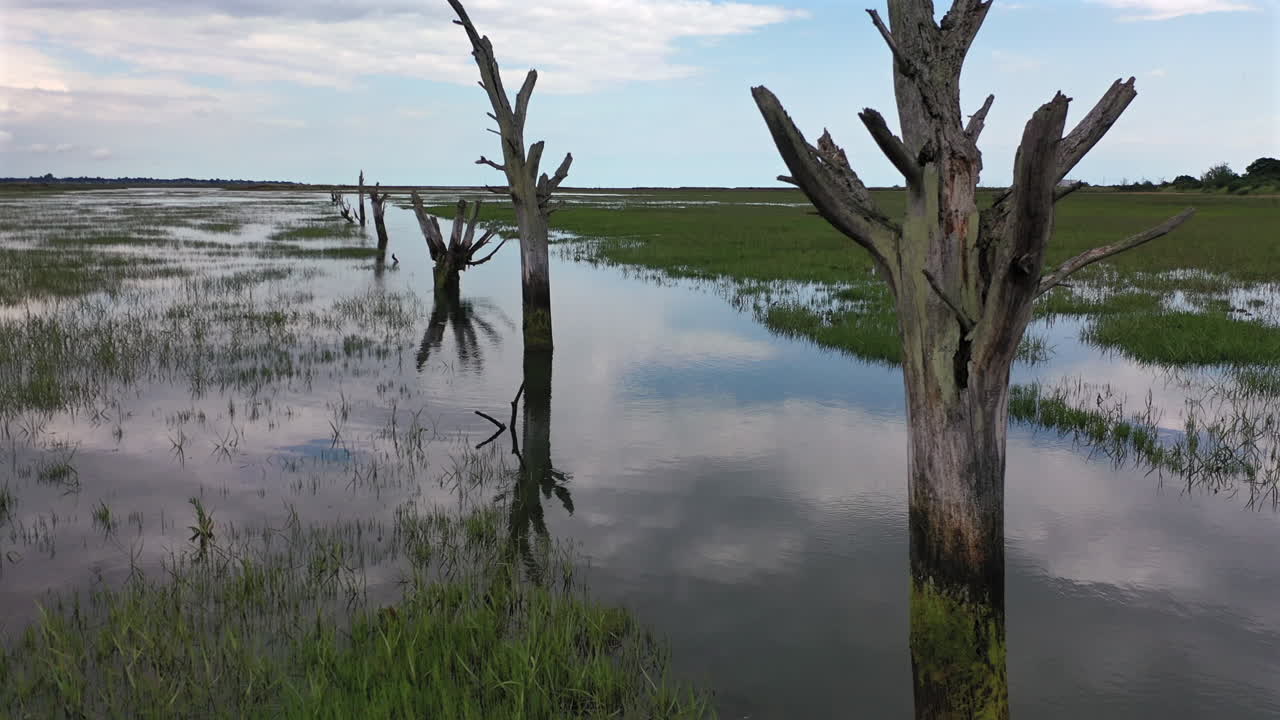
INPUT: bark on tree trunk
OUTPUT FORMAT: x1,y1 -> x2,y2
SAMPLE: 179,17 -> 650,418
449,0 -> 572,351
516,204 -> 553,350
369,184 -> 390,256
751,2 -> 1195,717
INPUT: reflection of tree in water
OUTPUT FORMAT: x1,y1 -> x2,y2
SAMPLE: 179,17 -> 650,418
505,349 -> 573,583
415,286 -> 513,374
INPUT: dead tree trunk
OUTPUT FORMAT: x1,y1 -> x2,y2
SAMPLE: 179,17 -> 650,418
357,170 -> 366,228
334,193 -> 357,224
369,183 -> 390,256
449,0 -> 572,351
411,192 -> 508,294
752,2 -> 1194,717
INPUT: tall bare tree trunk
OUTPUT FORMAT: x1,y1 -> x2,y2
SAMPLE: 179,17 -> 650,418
449,0 -> 572,351
357,170 -> 366,228
753,2 -> 1195,716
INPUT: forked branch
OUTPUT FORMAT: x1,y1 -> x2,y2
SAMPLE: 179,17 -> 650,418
752,85 -> 896,264
1037,208 -> 1196,296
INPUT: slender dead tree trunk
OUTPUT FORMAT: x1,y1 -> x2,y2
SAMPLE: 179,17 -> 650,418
369,183 -> 390,256
449,0 -> 572,351
411,193 -> 508,294
357,170 -> 366,228
752,2 -> 1194,717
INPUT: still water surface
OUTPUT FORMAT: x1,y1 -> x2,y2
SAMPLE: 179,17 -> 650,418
1,190 -> 1277,718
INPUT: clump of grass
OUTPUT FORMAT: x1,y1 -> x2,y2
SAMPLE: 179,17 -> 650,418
1035,288 -> 1163,317
187,497 -> 215,558
91,500 -> 116,535
1015,334 -> 1054,365
269,224 -> 360,242
763,301 -> 900,365
0,484 -> 14,525
1011,378 -> 1280,505
194,221 -> 245,234
36,455 -> 80,493
1086,310 -> 1280,366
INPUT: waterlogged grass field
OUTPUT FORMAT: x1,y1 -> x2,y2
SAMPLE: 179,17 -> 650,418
0,188 -> 709,718
1,185 -> 1278,717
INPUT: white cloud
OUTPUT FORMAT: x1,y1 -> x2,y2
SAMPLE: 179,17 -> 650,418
1146,68 -> 1169,77
1091,0 -> 1257,20
90,147 -> 112,159
54,143 -> 74,151
28,143 -> 49,152
1,2 -> 804,95
0,129 -> 12,144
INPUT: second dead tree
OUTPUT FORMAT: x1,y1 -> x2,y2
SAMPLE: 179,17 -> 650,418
412,194 -> 508,294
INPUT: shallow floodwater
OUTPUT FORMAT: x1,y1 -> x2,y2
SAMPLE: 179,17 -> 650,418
2,190 -> 1278,718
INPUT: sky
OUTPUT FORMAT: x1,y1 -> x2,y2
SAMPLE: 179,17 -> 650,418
0,0 -> 1275,187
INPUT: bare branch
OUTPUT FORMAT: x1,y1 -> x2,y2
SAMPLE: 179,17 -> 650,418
1055,77 -> 1137,184
486,128 -> 502,137
923,269 -> 976,334
778,175 -> 798,186
526,140 -> 545,181
1053,181 -> 1084,203
476,156 -> 506,172
1037,208 -> 1195,296
483,184 -> 508,195
410,191 -> 446,260
815,131 -> 878,211
471,228 -> 499,253
468,235 -> 509,267
751,85 -> 897,263
448,0 -> 513,124
537,152 -> 573,202
965,94 -> 995,141
866,9 -> 912,76
859,108 -> 921,187
1007,93 -> 1071,265
448,200 -> 467,251
514,69 -> 537,130
461,199 -> 482,249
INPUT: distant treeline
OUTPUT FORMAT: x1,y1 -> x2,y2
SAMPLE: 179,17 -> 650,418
0,174 -> 303,187
1096,157 -> 1279,195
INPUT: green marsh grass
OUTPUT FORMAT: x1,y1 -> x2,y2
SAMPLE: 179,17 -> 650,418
1087,310 -> 1280,366
1,496 -> 713,719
